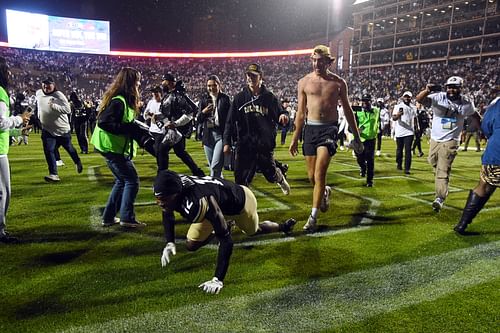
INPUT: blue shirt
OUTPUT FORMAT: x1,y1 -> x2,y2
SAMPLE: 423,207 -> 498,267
481,97 -> 500,165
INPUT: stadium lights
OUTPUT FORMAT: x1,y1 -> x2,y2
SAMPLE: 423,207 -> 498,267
0,43 -> 313,58
109,49 -> 313,58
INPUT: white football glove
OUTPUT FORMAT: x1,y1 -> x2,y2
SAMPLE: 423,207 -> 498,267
351,137 -> 364,154
161,242 -> 176,267
198,277 -> 223,294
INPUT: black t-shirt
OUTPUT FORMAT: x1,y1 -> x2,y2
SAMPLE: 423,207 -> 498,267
175,175 -> 246,223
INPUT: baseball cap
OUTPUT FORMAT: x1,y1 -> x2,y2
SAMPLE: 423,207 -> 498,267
311,45 -> 334,60
361,94 -> 372,101
402,91 -> 413,98
153,170 -> 183,197
245,63 -> 262,75
162,73 -> 176,82
376,98 -> 384,103
445,76 -> 463,87
42,76 -> 55,84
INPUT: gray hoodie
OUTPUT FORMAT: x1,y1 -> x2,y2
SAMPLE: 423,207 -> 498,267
36,89 -> 71,136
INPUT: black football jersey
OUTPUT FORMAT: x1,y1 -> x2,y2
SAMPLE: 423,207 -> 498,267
175,175 -> 246,223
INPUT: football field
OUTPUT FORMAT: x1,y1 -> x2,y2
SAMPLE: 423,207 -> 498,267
1,133 -> 498,333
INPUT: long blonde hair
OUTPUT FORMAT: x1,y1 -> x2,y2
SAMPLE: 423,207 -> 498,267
98,67 -> 141,116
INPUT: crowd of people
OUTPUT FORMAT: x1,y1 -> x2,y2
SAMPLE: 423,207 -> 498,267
0,44 -> 498,295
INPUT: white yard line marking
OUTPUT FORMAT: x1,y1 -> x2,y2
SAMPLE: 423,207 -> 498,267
61,241 -> 500,333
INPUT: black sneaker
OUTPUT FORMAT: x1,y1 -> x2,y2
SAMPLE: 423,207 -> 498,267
76,161 -> 83,174
120,220 -> 147,228
281,218 -> 296,235
0,232 -> 19,244
366,182 -> 373,187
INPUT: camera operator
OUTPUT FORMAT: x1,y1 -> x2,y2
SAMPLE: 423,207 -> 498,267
155,73 -> 205,176
69,91 -> 89,154
416,76 -> 475,212
392,91 -> 418,175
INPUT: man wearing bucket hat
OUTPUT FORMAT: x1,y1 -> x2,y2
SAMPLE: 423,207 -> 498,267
153,170 -> 296,294
289,44 -> 363,232
416,76 -> 475,212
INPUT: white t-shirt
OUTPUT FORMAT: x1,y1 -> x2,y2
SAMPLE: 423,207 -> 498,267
143,98 -> 163,134
392,102 -> 417,138
428,92 -> 475,142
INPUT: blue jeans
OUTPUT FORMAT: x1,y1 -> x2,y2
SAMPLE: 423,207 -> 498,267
203,131 -> 224,177
102,153 -> 139,223
41,130 -> 81,175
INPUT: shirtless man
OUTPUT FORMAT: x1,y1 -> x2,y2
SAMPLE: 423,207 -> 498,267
289,45 -> 363,232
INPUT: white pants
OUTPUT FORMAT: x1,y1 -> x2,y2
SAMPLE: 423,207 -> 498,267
0,156 -> 11,232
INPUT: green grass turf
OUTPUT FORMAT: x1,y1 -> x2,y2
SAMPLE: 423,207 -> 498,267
1,133 -> 498,333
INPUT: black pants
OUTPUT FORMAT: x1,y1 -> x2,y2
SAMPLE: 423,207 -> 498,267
356,139 -> 376,183
74,118 -> 89,153
234,145 -> 282,186
376,130 -> 383,151
396,135 -> 414,172
154,134 -> 203,175
412,130 -> 423,154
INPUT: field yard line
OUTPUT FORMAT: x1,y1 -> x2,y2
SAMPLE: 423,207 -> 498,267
60,241 -> 500,333
335,172 -> 417,181
400,185 -> 499,212
332,187 -> 380,225
88,185 -> 375,247
87,165 -> 99,181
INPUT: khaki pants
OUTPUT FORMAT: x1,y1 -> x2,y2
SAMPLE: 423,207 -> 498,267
428,139 -> 459,199
187,186 -> 259,242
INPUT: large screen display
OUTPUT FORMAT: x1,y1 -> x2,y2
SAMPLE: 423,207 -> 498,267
6,9 -> 110,54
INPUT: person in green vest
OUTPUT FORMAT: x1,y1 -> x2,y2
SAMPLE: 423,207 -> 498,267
0,56 -> 31,243
354,94 -> 380,187
91,67 -> 146,228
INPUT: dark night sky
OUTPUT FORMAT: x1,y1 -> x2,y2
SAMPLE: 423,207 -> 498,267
0,0 -> 353,52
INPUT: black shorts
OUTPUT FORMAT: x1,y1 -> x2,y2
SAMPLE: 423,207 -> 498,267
302,124 -> 338,156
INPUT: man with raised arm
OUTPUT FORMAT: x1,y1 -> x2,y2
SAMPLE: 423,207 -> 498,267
289,45 -> 362,232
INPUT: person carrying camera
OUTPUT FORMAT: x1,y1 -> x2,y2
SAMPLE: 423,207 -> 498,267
416,76 -> 475,212
392,91 -> 418,175
198,75 -> 230,178
155,73 -> 205,176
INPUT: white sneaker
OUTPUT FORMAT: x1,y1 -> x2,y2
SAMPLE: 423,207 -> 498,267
44,174 -> 60,182
432,197 -> 444,212
56,160 -> 65,167
320,186 -> 332,212
278,178 -> 290,195
376,150 -> 381,156
303,215 -> 317,232
339,146 -> 345,151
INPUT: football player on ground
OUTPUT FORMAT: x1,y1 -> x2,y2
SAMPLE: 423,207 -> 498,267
153,170 -> 296,294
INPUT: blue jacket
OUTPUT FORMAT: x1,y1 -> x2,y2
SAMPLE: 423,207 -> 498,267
481,97 -> 500,165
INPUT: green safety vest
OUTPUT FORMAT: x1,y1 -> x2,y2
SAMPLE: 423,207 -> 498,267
91,95 -> 137,157
355,106 -> 380,142
0,86 -> 10,155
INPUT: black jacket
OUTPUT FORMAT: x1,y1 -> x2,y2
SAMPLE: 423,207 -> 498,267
197,92 -> 231,146
223,85 -> 286,151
